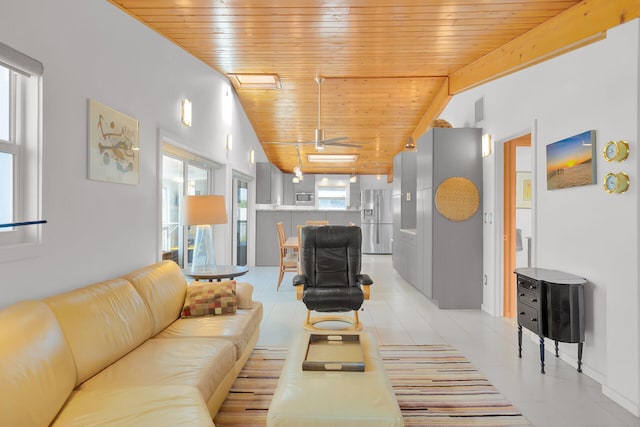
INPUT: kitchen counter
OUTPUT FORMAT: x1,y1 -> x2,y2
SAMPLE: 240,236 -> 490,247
256,204 -> 360,212
400,228 -> 416,235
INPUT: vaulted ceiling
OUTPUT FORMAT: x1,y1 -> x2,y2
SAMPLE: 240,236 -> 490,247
109,0 -> 638,176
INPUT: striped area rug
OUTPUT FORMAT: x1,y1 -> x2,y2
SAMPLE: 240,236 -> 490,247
214,345 -> 531,427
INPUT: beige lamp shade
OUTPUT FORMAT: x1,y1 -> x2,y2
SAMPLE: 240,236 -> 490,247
183,195 -> 227,225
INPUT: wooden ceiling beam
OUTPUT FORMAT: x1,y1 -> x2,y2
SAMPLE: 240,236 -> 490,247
449,0 -> 640,95
411,78 -> 452,141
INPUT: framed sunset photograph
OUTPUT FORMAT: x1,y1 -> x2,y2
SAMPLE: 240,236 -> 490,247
546,130 -> 596,190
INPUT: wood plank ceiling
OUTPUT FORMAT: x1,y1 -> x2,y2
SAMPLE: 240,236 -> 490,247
110,0 -> 584,176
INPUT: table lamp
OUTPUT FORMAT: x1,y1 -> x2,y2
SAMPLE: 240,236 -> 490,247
183,195 -> 227,273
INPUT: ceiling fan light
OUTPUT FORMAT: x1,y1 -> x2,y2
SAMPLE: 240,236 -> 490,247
308,154 -> 358,163
405,136 -> 416,151
292,176 -> 300,183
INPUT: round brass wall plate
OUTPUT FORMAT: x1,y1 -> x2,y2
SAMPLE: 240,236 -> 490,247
435,177 -> 480,222
603,140 -> 629,162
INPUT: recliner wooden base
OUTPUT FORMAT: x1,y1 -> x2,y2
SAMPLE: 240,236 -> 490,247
304,309 -> 362,332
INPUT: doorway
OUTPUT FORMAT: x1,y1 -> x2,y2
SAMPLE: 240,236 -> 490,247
503,134 -> 532,318
232,174 -> 249,266
160,143 -> 220,268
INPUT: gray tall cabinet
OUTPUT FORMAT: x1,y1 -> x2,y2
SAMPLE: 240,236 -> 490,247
416,128 -> 483,308
392,151 -> 417,286
256,162 -> 284,205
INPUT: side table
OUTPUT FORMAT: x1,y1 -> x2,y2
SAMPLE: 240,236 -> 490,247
183,265 -> 249,282
515,267 -> 585,374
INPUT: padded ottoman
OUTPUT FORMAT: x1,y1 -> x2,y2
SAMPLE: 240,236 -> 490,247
266,332 -> 403,427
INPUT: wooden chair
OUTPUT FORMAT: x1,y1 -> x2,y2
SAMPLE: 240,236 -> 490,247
297,225 -> 306,273
276,222 -> 298,291
305,220 -> 329,226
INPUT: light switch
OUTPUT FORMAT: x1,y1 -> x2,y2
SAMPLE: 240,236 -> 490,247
406,192 -> 411,201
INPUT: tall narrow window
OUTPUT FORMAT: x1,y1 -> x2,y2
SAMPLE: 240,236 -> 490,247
232,175 -> 249,266
0,43 -> 44,260
161,156 -> 184,265
0,152 -> 13,225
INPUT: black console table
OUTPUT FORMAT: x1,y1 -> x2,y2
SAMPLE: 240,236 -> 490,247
515,267 -> 586,374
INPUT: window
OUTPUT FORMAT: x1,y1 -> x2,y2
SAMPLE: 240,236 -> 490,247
161,143 -> 220,268
232,173 -> 250,266
317,178 -> 350,209
0,43 -> 43,259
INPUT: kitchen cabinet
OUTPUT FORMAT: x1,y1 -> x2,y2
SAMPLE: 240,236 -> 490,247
291,211 -> 326,229
293,175 -> 315,194
255,210 -> 291,266
392,151 -> 417,285
256,209 -> 361,266
415,128 -> 482,308
256,162 -> 284,205
349,180 -> 361,209
283,174 -> 295,205
392,229 -> 417,286
392,151 -> 416,230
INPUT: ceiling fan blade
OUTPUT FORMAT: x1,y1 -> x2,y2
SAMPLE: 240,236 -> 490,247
324,142 -> 365,148
262,141 -> 315,145
320,136 -> 349,144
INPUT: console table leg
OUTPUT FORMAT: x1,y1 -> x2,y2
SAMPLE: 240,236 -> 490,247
518,324 -> 522,358
577,342 -> 583,373
555,340 -> 559,357
539,336 -> 545,374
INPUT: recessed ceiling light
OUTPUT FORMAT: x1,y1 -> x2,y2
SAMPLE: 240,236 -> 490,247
228,73 -> 281,89
307,154 -> 358,163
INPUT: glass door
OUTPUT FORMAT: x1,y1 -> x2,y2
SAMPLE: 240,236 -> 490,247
161,156 -> 184,266
185,164 -> 209,267
232,176 -> 248,265
161,150 -> 214,268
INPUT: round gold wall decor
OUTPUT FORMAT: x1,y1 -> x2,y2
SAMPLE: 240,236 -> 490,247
435,177 -> 480,222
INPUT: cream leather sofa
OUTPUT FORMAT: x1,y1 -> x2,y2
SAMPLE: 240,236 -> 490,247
0,260 -> 263,427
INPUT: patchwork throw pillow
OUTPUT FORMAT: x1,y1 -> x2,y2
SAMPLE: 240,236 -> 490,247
181,280 -> 237,318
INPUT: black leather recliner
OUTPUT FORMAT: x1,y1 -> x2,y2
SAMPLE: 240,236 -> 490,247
293,225 -> 373,330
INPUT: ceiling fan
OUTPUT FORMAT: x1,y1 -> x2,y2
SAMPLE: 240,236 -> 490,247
264,75 -> 364,151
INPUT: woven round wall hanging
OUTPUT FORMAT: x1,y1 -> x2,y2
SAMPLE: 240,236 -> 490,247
434,177 -> 480,222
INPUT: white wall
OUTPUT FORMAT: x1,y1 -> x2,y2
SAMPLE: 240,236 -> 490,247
0,0 -> 262,307
441,19 -> 640,414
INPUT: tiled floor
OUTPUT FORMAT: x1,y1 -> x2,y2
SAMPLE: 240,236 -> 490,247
243,254 -> 640,427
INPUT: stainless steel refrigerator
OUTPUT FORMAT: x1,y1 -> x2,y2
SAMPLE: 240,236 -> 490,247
361,189 -> 393,254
